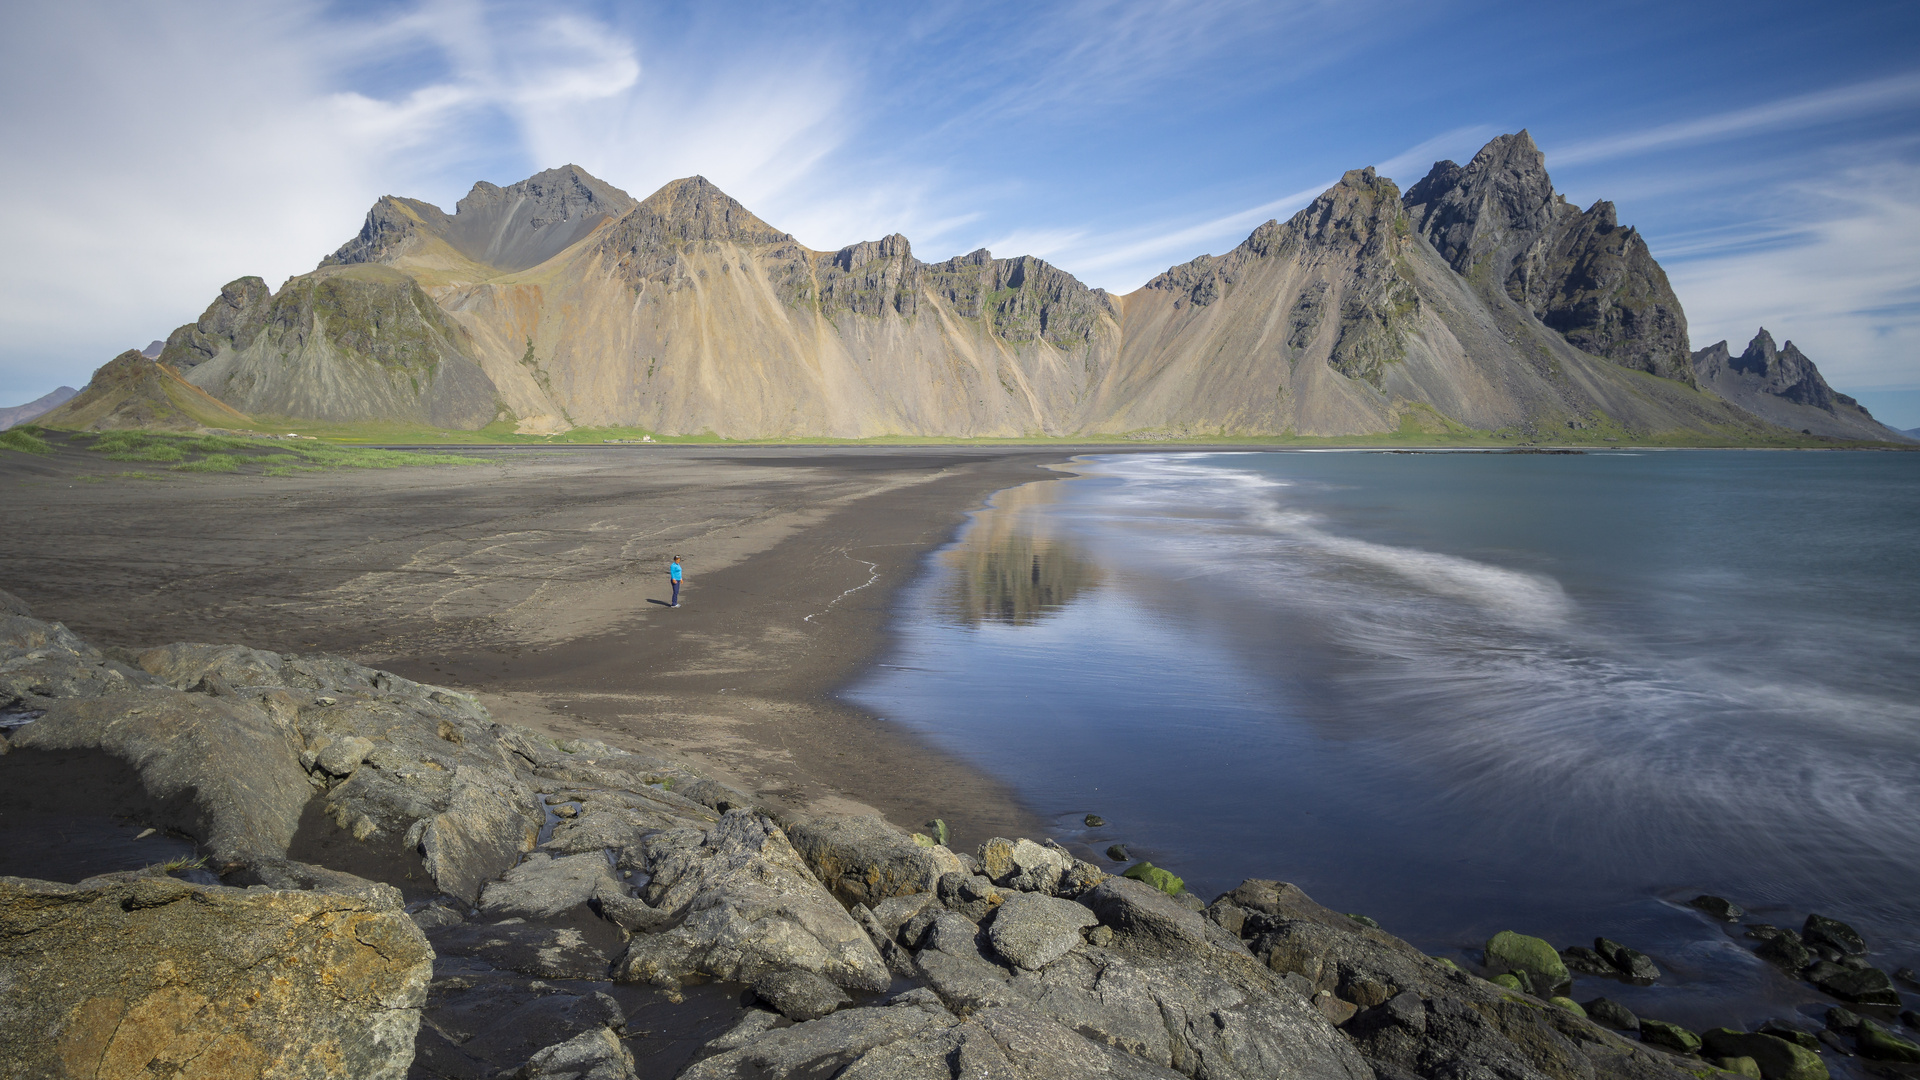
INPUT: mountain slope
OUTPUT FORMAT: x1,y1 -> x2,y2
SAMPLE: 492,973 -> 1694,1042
64,135 -> 1879,441
1079,167 -> 1761,438
162,266 -> 499,428
1692,330 -> 1908,441
409,176 -> 1122,437
0,386 -> 79,430
37,351 -> 252,432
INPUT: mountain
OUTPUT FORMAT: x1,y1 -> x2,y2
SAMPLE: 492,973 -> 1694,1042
140,340 -> 164,359
1402,132 -> 1693,384
1691,330 -> 1909,441
37,351 -> 252,432
156,266 -> 497,428
0,386 -> 79,430
50,134 -> 1872,440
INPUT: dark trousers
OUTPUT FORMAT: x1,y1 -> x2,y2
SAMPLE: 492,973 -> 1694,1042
671,579 -> 680,605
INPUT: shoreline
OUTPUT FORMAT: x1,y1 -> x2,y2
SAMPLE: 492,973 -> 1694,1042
4,441 -> 1915,1079
0,441 -> 1105,849
395,447 -> 1089,850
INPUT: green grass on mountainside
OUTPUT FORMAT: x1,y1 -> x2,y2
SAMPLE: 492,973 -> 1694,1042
67,430 -> 492,476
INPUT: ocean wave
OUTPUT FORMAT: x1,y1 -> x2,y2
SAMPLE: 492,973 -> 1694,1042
1065,452 -> 1920,883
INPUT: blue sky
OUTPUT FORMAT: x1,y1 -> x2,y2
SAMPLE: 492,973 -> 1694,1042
4,0 -> 1918,426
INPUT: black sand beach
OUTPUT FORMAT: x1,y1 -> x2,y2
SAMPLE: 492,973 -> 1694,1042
0,442 -> 1083,849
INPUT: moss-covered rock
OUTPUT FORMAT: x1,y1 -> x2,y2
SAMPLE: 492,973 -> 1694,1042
1700,1029 -> 1828,1080
1858,1022 -> 1920,1063
1641,1019 -> 1703,1055
1483,930 -> 1570,991
1121,861 -> 1184,896
1549,996 -> 1586,1016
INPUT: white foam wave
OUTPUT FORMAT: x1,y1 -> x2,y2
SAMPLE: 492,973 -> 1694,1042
1062,451 -> 1920,871
1082,453 -> 1572,628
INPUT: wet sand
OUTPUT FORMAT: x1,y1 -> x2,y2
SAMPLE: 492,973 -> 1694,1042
0,439 -> 1087,848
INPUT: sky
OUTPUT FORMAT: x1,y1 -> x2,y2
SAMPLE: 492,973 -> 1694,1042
3,0 -> 1918,427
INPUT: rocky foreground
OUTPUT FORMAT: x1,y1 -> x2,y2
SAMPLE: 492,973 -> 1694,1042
0,591 -> 1899,1080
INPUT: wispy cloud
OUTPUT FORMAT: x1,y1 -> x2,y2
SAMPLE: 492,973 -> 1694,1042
0,1 -> 445,396
1553,71 -> 1920,165
1063,181 -> 1331,283
1006,128 -> 1499,292
1668,163 -> 1920,390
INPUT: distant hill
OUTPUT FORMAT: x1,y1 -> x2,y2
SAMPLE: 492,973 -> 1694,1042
0,386 -> 79,430
47,136 -> 1894,441
37,351 -> 251,432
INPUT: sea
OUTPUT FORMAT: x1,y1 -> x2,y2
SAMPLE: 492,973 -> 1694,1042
847,449 -> 1920,1033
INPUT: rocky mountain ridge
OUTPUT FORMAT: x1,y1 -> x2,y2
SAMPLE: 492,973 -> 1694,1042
1403,133 -> 1693,385
43,135 -> 1904,441
1690,330 -> 1898,441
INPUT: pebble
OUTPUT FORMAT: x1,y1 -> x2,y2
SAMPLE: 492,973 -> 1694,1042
1084,814 -> 1106,828
1105,844 -> 1129,862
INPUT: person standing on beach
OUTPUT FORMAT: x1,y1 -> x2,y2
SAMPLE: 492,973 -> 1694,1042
669,556 -> 683,607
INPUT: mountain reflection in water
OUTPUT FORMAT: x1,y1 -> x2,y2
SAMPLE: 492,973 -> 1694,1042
938,478 -> 1097,626
851,450 -> 1920,1044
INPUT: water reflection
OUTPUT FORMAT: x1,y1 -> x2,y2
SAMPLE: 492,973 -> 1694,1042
942,480 -> 1098,626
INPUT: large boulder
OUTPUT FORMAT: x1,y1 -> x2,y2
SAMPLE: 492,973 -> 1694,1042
4,689 -> 312,864
986,890 -> 1098,970
515,1025 -> 637,1079
785,813 -> 964,908
1206,880 -> 1692,1080
680,996 -> 1191,1080
1802,914 -> 1866,955
138,641 -> 289,690
409,768 -> 543,904
480,851 -> 623,920
615,811 -> 890,993
979,836 -> 1072,893
0,873 -> 431,1079
1,614 -> 159,712
1080,875 -> 1245,958
1805,960 -> 1901,1006
1483,930 -> 1572,992
1701,1029 -> 1830,1080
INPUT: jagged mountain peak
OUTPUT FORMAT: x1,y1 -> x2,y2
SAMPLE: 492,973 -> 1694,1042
455,163 -> 633,219
1283,166 -> 1405,252
1403,133 -> 1557,275
627,176 -> 794,246
1401,131 -> 1692,384
1692,328 -> 1902,439
1738,327 -> 1780,367
324,164 -> 639,274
